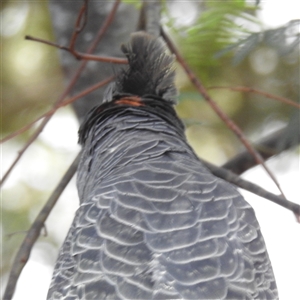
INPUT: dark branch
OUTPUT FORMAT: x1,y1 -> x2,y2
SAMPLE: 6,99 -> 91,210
25,35 -> 128,64
3,154 -> 80,300
0,76 -> 114,146
140,0 -> 161,37
69,0 -> 89,50
208,86 -> 300,109
222,126 -> 300,175
161,28 -> 285,197
0,0 -> 122,187
202,159 -> 300,217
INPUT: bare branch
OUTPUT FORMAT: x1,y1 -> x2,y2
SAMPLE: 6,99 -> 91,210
140,1 -> 161,37
3,153 -> 80,300
69,0 -> 89,50
202,159 -> 300,217
0,0 -> 121,187
26,1 -> 126,65
0,76 -> 114,145
222,126 -> 300,175
1,117 -> 54,187
25,35 -> 128,64
208,86 -> 300,109
161,28 -> 286,198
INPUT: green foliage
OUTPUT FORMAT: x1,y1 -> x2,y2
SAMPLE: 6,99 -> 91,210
162,0 -> 299,153
170,0 -> 260,79
121,0 -> 142,9
217,19 -> 300,65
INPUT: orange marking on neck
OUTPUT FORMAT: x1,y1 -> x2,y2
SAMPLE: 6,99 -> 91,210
115,96 -> 144,106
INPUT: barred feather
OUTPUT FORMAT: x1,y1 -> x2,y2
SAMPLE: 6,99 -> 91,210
47,32 -> 278,300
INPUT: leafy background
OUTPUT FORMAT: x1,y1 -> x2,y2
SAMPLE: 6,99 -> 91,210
1,0 -> 299,299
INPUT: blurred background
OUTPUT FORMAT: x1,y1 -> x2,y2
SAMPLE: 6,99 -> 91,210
1,0 -> 299,299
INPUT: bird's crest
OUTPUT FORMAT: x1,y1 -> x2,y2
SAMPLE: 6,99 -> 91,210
113,32 -> 177,104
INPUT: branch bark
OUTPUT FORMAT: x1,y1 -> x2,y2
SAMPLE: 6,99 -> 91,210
202,159 -> 300,216
223,125 -> 300,175
161,28 -> 286,198
3,154 -> 80,300
49,0 -> 138,120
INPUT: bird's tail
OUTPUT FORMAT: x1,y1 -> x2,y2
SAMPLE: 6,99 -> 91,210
114,32 -> 177,104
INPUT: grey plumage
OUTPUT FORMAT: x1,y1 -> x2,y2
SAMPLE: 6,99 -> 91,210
47,32 -> 278,299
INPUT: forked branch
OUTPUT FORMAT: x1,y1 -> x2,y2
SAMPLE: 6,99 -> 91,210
161,28 -> 286,199
25,35 -> 128,64
0,76 -> 114,146
0,0 -> 121,187
202,160 -> 300,217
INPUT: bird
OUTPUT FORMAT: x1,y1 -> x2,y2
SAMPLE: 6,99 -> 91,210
47,32 -> 278,300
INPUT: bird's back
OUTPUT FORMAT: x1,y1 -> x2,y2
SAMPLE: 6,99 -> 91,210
47,32 -> 278,300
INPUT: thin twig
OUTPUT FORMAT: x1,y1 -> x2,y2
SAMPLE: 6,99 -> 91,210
0,76 -> 114,145
161,28 -> 286,198
208,86 -> 300,109
25,35 -> 128,64
0,0 -> 121,187
0,76 -> 113,186
1,117 -> 54,187
202,159 -> 300,217
3,153 -> 80,300
69,0 -> 89,50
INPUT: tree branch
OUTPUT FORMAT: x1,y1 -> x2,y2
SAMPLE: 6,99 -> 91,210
139,0 -> 161,37
208,86 -> 300,109
161,28 -> 286,198
202,159 -> 300,217
3,153 -> 80,300
223,126 -> 300,175
49,0 -> 137,120
25,35 -> 128,64
0,76 -> 114,145
0,0 -> 122,187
